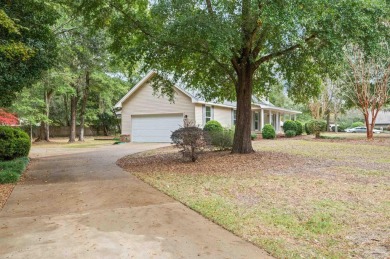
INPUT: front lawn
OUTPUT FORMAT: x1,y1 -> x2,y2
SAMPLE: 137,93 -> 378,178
118,135 -> 390,259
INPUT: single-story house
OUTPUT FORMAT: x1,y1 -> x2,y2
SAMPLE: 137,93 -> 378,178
115,71 -> 301,142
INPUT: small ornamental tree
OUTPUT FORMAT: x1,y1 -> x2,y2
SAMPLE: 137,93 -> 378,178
171,126 -> 209,162
345,46 -> 390,140
307,120 -> 327,138
0,109 -> 18,125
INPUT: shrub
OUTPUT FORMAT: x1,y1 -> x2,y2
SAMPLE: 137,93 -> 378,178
0,157 -> 29,184
0,157 -> 29,173
210,128 -> 234,150
0,126 -> 31,160
285,130 -> 296,138
0,170 -> 20,184
351,121 -> 365,128
305,122 -> 312,135
171,126 -> 209,162
295,121 -> 303,136
262,124 -> 275,139
283,120 -> 297,133
306,120 -> 327,138
203,120 -> 223,133
251,134 -> 257,140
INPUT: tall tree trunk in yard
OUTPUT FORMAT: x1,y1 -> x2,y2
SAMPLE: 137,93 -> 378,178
69,94 -> 77,143
232,62 -> 254,153
78,71 -> 90,142
63,95 -> 70,126
36,90 -> 54,142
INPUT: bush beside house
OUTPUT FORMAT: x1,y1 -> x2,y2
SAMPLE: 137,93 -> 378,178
262,124 -> 276,139
0,126 -> 31,183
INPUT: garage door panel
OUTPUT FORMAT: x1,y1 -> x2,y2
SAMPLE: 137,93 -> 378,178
132,114 -> 183,142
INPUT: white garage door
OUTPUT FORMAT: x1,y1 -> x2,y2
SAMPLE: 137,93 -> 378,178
132,114 -> 183,142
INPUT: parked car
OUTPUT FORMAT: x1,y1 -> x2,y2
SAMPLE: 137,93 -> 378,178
345,127 -> 381,133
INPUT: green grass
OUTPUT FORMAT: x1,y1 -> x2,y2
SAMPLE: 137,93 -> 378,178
125,135 -> 390,258
0,157 -> 29,184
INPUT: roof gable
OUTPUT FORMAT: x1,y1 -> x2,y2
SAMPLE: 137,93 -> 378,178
115,71 -> 301,114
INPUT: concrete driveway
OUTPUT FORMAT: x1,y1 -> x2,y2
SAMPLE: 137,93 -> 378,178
0,143 -> 272,258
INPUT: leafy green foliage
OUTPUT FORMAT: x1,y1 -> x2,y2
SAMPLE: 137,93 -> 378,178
0,156 -> 29,183
251,134 -> 257,140
0,126 -> 31,160
0,170 -> 19,184
210,128 -> 234,151
306,120 -> 327,138
351,121 -> 365,128
0,0 -> 59,107
77,0 -> 389,153
171,126 -> 209,162
262,124 -> 276,139
283,120 -> 297,133
203,120 -> 223,133
305,122 -> 312,135
295,121 -> 303,136
285,130 -> 296,138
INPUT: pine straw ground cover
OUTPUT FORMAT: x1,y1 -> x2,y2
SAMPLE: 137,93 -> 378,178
117,136 -> 390,259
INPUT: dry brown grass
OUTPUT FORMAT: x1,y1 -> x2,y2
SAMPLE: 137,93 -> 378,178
118,135 -> 390,258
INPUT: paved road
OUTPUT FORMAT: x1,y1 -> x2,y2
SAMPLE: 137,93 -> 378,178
0,143 -> 272,259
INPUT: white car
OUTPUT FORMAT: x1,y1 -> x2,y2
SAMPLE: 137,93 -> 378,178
345,127 -> 381,133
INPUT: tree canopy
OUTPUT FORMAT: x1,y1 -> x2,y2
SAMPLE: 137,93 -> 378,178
0,0 -> 59,107
77,0 -> 389,153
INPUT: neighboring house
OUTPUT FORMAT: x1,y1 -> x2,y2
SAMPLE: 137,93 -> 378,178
115,71 -> 301,142
373,110 -> 390,128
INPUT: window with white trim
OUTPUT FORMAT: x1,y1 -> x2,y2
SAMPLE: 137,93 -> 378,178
233,110 -> 237,125
205,106 -> 212,123
254,112 -> 259,130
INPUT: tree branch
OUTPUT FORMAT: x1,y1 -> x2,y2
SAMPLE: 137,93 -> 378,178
205,0 -> 214,16
254,34 -> 316,67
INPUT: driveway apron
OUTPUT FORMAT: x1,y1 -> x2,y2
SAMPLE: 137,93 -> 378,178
0,143 -> 272,259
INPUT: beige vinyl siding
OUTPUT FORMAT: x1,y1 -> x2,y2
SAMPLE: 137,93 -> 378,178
213,106 -> 233,128
121,82 -> 195,135
194,104 -> 203,127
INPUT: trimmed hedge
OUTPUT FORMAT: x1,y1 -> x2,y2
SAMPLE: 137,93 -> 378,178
295,121 -> 303,136
285,130 -> 296,138
283,120 -> 297,133
203,120 -> 223,133
0,126 -> 31,160
262,124 -> 276,139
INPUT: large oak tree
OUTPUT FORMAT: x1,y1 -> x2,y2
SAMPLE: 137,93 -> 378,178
78,0 -> 389,153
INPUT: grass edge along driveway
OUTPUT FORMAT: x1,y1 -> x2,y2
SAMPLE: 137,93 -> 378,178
118,136 -> 390,259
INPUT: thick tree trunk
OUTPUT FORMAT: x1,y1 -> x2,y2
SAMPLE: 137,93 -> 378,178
364,113 -> 373,140
232,64 -> 254,154
69,95 -> 77,143
36,90 -> 53,142
63,95 -> 70,126
78,71 -> 90,142
326,109 -> 330,132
